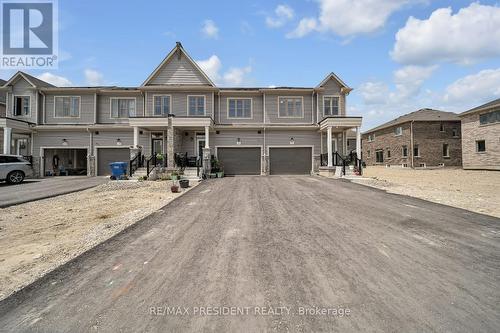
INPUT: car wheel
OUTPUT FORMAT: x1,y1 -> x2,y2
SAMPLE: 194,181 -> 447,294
6,170 -> 25,184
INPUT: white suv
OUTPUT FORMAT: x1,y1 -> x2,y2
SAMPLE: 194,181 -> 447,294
0,155 -> 33,184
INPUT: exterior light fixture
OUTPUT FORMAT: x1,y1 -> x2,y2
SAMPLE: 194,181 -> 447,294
290,137 -> 295,144
116,138 -> 122,146
62,139 -> 68,146
237,138 -> 241,145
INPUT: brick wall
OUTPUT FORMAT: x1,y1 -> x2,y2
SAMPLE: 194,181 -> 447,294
461,112 -> 500,170
362,121 -> 462,167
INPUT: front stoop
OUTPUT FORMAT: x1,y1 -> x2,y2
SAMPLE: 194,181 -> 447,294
319,166 -> 339,178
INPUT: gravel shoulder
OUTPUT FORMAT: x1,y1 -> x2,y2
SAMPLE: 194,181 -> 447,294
0,180 -> 198,301
351,167 -> 500,218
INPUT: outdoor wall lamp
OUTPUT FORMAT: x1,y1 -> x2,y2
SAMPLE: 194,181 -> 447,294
290,137 -> 295,144
237,138 -> 241,145
62,139 -> 68,146
116,138 -> 122,146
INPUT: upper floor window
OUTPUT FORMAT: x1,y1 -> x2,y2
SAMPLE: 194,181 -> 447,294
479,110 -> 500,125
55,96 -> 80,118
279,97 -> 303,118
228,98 -> 252,118
188,95 -> 205,116
413,144 -> 420,157
394,126 -> 402,136
452,128 -> 459,137
154,95 -> 171,116
440,123 -> 445,132
402,145 -> 408,157
111,98 -> 136,118
14,96 -> 30,116
323,96 -> 339,116
367,134 -> 375,142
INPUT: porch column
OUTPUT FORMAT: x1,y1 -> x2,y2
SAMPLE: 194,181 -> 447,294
204,126 -> 209,148
202,126 -> 211,175
166,117 -> 175,169
356,126 -> 361,159
3,127 -> 12,155
133,126 -> 139,148
327,126 -> 332,167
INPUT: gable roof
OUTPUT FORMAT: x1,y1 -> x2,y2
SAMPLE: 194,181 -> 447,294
142,42 -> 215,87
316,72 -> 352,93
2,71 -> 55,88
364,108 -> 460,134
460,98 -> 500,116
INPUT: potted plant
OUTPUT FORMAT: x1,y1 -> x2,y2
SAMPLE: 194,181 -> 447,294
170,180 -> 179,193
216,161 -> 224,178
171,170 -> 179,181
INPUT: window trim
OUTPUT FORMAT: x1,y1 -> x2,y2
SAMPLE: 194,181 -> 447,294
109,97 -> 137,119
277,96 -> 304,118
452,128 -> 459,138
476,140 -> 486,153
53,96 -> 81,118
322,95 -> 340,117
367,133 -> 375,142
402,145 -> 408,158
226,97 -> 253,119
394,126 -> 403,136
413,144 -> 420,157
13,95 -> 31,117
187,95 -> 206,116
375,149 -> 384,163
152,94 -> 172,117
479,110 -> 500,126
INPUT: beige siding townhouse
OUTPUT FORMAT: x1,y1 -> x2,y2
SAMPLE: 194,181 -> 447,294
459,98 -> 500,170
0,42 -> 363,178
362,109 -> 462,168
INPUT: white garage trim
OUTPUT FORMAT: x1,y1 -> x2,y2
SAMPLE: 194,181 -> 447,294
214,145 -> 264,175
267,145 -> 314,175
39,146 -> 90,178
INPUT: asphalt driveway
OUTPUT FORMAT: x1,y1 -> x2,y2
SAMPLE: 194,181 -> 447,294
0,176 -> 499,332
0,176 -> 108,208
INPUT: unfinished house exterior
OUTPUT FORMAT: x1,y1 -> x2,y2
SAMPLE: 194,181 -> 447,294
362,109 -> 462,168
459,98 -> 500,170
0,43 -> 362,178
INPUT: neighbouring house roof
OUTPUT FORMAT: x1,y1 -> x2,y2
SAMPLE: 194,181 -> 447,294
2,71 -> 55,88
363,108 -> 460,134
460,98 -> 500,116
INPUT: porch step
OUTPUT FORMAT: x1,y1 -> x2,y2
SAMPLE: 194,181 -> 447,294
181,167 -> 201,181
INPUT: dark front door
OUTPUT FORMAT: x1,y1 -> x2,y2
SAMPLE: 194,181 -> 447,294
269,147 -> 312,175
152,139 -> 163,155
217,147 -> 261,175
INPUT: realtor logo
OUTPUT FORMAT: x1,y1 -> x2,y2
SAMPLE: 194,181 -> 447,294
1,0 -> 58,68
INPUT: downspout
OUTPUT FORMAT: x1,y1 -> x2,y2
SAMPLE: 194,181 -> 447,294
263,92 -> 266,124
316,92 -> 319,122
218,91 -> 221,124
87,127 -> 94,176
93,92 -> 98,124
410,120 -> 414,168
141,91 -> 145,116
311,91 -> 314,124
40,91 -> 46,124
263,126 -> 266,175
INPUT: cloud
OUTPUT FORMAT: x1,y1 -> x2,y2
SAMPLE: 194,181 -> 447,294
84,69 -> 105,86
37,72 -> 72,87
266,4 -> 294,28
358,81 -> 389,105
390,65 -> 437,102
201,19 -> 219,39
392,3 -> 500,65
196,55 -> 252,86
444,68 -> 500,104
288,0 -> 411,38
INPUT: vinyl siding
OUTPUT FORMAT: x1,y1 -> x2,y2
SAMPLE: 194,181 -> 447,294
44,93 -> 95,124
8,78 -> 37,123
33,130 -> 91,157
265,129 -> 321,155
148,54 -> 211,86
145,91 -> 213,118
218,93 -> 264,124
264,92 -> 314,124
317,78 -> 346,120
96,93 -> 144,124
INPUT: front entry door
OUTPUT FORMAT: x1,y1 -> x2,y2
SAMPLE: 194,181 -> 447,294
196,137 -> 205,158
151,133 -> 164,156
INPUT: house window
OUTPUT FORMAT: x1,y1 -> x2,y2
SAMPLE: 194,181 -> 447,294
394,126 -> 402,136
153,95 -> 170,116
14,96 -> 30,116
442,144 -> 449,157
323,96 -> 339,116
188,95 -> 205,116
452,128 -> 459,137
387,149 -> 391,158
402,145 -> 408,157
375,150 -> 384,163
479,110 -> 500,125
440,123 -> 445,132
367,150 -> 371,158
55,96 -> 80,118
111,98 -> 136,118
279,97 -> 303,118
476,140 -> 486,152
228,98 -> 252,118
368,134 -> 375,142
413,144 -> 420,157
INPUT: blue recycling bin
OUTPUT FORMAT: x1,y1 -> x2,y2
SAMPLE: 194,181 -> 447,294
109,162 -> 128,179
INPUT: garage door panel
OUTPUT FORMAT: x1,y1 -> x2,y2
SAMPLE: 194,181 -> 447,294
217,147 -> 261,175
97,148 -> 130,176
269,147 -> 311,175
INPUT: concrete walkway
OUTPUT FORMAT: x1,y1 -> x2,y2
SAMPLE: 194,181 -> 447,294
0,176 -> 108,208
0,176 -> 499,332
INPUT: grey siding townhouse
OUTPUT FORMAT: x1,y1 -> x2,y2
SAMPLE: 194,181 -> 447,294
459,98 -> 500,170
362,109 -> 462,168
0,42 -> 362,177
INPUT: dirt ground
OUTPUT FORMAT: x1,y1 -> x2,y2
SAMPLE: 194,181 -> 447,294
0,180 -> 197,301
351,167 -> 500,218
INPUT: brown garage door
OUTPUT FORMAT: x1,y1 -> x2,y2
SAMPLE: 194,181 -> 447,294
217,147 -> 261,175
97,148 -> 130,176
269,147 -> 312,175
